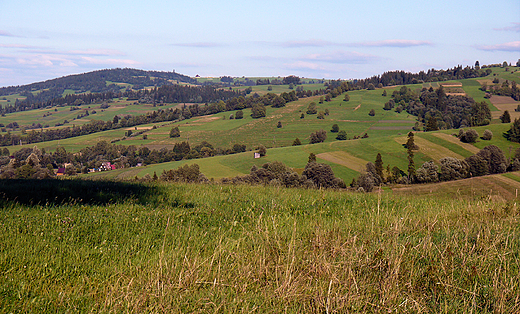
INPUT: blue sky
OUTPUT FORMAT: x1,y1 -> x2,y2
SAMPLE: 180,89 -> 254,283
0,0 -> 518,86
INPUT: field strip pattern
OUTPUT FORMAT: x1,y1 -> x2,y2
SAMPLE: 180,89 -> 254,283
317,151 -> 368,172
431,133 -> 480,154
394,135 -> 465,162
391,174 -> 520,201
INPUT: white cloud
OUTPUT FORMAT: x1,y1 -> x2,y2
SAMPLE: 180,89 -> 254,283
494,23 -> 520,32
353,39 -> 432,47
476,41 -> 520,51
279,39 -> 335,48
80,56 -> 140,67
172,42 -> 226,48
284,61 -> 325,71
301,51 -> 378,64
67,49 -> 125,56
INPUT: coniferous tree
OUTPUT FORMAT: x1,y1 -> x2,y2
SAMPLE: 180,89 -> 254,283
406,132 -> 416,182
504,118 -> 520,142
500,110 -> 511,123
375,153 -> 384,181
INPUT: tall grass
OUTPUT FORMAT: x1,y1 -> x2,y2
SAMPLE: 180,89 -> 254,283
1,182 -> 519,312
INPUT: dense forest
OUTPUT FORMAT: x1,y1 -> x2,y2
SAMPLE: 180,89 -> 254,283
0,68 -> 196,110
352,65 -> 491,89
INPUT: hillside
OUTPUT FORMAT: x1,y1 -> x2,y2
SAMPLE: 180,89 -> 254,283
0,68 -> 196,108
0,64 -> 519,187
0,181 -> 518,312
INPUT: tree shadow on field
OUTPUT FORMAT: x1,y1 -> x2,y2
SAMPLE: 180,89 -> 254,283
0,179 -> 161,207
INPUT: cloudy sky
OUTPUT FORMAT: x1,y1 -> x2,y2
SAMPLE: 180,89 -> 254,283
0,0 -> 519,86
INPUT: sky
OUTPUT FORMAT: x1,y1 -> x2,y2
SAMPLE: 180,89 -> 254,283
0,0 -> 519,86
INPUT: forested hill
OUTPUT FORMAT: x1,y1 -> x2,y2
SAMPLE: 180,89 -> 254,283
0,68 -> 196,102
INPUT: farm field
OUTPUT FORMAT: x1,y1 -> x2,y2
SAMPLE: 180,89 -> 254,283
0,180 -> 518,312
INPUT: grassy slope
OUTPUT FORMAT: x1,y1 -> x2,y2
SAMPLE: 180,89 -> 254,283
4,68 -> 520,184
0,181 -> 518,312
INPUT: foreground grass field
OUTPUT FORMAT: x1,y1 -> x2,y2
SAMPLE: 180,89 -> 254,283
0,180 -> 518,312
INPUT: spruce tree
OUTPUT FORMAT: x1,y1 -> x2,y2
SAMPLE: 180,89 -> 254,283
406,132 -> 416,182
375,153 -> 384,181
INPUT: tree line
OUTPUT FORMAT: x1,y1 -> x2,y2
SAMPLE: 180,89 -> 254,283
353,132 -> 520,192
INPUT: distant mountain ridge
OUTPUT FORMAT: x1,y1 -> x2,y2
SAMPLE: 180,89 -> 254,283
0,68 -> 197,103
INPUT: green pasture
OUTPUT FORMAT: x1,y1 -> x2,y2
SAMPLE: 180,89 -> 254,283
0,100 -> 181,131
0,94 -> 26,108
1,180 -> 518,312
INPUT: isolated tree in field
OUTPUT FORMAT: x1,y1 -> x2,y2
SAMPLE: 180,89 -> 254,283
306,102 -> 317,114
504,118 -> 520,142
257,145 -> 267,157
325,94 -> 332,102
336,130 -> 347,140
317,112 -> 325,119
300,113 -> 304,119
308,152 -> 317,163
415,161 -> 439,183
458,129 -> 479,143
382,89 -> 387,96
344,93 -> 350,101
383,99 -> 395,110
406,132 -> 416,182
267,85 -> 273,91
277,121 -> 282,128
331,124 -> 339,133
251,103 -> 266,119
368,109 -> 375,116
500,110 -> 511,123
375,153 -> 384,180
292,138 -> 302,146
482,129 -> 493,140
235,110 -> 244,119
169,126 -> 180,138
309,130 -> 327,144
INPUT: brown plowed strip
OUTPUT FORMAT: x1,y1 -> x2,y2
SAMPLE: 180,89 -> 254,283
431,133 -> 480,154
391,174 -> 520,201
394,136 -> 465,162
316,151 -> 368,172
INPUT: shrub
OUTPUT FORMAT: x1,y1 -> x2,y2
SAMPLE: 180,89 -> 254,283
169,126 -> 180,138
439,157 -> 469,181
292,138 -> 302,146
368,109 -> 375,116
416,161 -> 439,183
309,130 -> 327,144
331,124 -> 339,133
306,102 -> 317,114
336,131 -> 347,140
257,145 -> 267,157
475,145 -> 508,174
302,162 -> 345,189
482,129 -> 493,140
235,110 -> 244,119
459,129 -> 478,143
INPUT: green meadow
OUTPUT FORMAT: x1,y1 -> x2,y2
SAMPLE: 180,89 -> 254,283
1,180 -> 518,312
